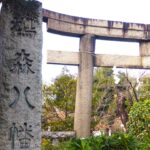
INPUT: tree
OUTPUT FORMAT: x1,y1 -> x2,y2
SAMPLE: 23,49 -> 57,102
115,70 -> 142,128
139,76 -> 150,100
127,100 -> 150,140
92,67 -> 116,128
42,68 -> 76,131
117,71 -> 139,103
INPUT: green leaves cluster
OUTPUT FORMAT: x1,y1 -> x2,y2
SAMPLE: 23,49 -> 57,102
51,133 -> 138,150
46,117 -> 74,131
127,100 -> 150,140
127,99 -> 150,149
42,133 -> 150,150
50,74 -> 76,113
42,72 -> 76,131
92,68 -> 116,123
139,76 -> 150,100
93,68 -> 115,111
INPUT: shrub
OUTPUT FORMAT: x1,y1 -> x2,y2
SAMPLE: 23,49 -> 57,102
47,116 -> 74,131
42,139 -> 54,150
127,100 -> 150,140
59,133 -> 138,150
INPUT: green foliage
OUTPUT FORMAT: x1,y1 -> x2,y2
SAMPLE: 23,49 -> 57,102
127,100 -> 150,140
117,71 -> 138,104
55,133 -> 138,150
138,136 -> 150,150
92,67 -> 116,127
47,117 -> 74,131
93,68 -> 115,109
42,138 -> 68,150
42,133 -> 150,150
42,139 -> 54,150
42,70 -> 76,131
50,74 -> 76,114
43,73 -> 76,115
139,76 -> 150,100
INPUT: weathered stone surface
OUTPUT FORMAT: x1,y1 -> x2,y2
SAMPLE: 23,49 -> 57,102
42,131 -> 76,139
140,42 -> 150,56
43,9 -> 150,41
47,50 -> 79,65
0,2 -> 42,150
47,50 -> 150,69
95,54 -> 142,68
74,34 -> 95,138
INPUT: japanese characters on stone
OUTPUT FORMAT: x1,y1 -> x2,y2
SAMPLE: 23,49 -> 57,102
9,122 -> 34,149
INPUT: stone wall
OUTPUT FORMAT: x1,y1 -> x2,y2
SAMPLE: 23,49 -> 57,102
0,1 -> 42,150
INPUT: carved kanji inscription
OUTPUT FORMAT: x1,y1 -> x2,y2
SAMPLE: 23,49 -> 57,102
9,86 -> 35,109
10,49 -> 35,74
11,17 -> 37,37
9,122 -> 34,149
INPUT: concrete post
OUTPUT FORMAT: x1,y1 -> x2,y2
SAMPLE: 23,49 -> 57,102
140,42 -> 150,56
0,2 -> 42,150
74,34 -> 95,138
140,41 -> 150,68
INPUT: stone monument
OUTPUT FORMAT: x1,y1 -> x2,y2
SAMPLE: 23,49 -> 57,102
0,1 -> 42,149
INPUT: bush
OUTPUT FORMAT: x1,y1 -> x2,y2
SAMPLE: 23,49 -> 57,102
47,116 -> 74,131
127,100 -> 150,140
42,139 -> 54,150
42,133 -> 150,150
138,136 -> 150,150
59,133 -> 138,150
42,138 -> 68,150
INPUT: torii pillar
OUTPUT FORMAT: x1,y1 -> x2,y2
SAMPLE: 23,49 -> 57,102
74,34 -> 95,137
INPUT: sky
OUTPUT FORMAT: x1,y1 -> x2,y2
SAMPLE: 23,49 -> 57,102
1,1 -> 150,84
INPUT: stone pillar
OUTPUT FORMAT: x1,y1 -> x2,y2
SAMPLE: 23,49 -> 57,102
74,34 -> 95,138
140,42 -> 150,56
140,42 -> 150,67
0,1 -> 42,150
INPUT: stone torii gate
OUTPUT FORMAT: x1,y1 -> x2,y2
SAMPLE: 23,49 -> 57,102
43,9 -> 150,138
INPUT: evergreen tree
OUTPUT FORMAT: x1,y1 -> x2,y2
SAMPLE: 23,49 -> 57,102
42,68 -> 76,131
92,67 -> 116,127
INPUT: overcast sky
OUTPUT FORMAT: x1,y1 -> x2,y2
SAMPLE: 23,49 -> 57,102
39,0 -> 150,83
